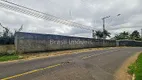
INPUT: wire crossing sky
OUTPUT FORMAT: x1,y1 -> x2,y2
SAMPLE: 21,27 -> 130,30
0,0 -> 93,30
0,0 -> 142,38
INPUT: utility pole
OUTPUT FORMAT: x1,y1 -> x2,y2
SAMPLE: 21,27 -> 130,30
141,29 -> 142,39
101,14 -> 121,46
102,18 -> 105,40
102,16 -> 110,46
92,30 -> 95,39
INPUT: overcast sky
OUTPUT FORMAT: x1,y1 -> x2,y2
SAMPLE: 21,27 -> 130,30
0,0 -> 142,38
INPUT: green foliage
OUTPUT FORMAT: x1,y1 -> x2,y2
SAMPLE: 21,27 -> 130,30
0,23 -> 23,45
0,55 -> 19,62
113,30 -> 142,41
114,31 -> 130,40
95,30 -> 111,39
130,30 -> 140,40
104,29 -> 111,38
0,23 -> 14,45
95,30 -> 103,39
135,53 -> 142,80
0,51 -> 23,62
128,53 -> 142,80
128,63 -> 136,75
0,36 -> 14,45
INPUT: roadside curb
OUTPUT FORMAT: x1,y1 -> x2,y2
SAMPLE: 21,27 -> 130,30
132,74 -> 135,80
114,51 -> 142,80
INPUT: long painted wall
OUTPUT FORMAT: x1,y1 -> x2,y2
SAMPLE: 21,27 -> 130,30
118,40 -> 142,47
15,32 -> 116,53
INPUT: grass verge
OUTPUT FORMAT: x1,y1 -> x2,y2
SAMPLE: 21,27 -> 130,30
0,55 -> 19,62
0,52 -> 23,62
128,53 -> 142,80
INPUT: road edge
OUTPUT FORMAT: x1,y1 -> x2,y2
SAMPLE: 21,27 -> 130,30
0,47 -> 119,64
114,51 -> 141,80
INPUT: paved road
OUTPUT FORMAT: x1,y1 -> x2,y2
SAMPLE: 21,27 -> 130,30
0,47 -> 142,80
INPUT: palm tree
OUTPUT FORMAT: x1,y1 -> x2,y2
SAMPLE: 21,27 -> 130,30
121,31 -> 129,39
95,30 -> 103,39
113,31 -> 129,40
104,29 -> 111,38
95,30 -> 111,39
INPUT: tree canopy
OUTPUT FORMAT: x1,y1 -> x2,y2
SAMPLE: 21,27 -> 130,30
130,30 -> 140,40
0,23 -> 23,45
113,30 -> 142,41
95,30 -> 111,39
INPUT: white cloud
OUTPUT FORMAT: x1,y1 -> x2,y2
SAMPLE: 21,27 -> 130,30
0,0 -> 142,38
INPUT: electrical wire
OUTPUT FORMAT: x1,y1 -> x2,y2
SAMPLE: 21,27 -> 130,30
0,0 -> 93,30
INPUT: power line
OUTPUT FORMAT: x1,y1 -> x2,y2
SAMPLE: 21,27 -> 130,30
1,0 -> 60,19
48,0 -> 98,20
0,0 -> 93,30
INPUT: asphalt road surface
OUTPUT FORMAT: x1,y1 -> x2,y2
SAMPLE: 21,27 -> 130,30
0,47 -> 142,80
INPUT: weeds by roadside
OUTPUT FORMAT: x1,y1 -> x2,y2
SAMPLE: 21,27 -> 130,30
0,52 -> 23,62
128,53 -> 142,80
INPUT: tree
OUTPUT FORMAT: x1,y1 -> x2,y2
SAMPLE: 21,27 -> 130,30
0,23 -> 12,37
104,29 -> 111,38
121,31 -> 129,39
95,30 -> 103,39
95,30 -> 111,39
0,23 -> 23,45
114,31 -> 130,40
130,30 -> 140,40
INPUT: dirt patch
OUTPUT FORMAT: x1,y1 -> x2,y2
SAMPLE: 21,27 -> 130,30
0,47 -> 122,64
114,52 -> 141,80
22,47 -> 113,60
22,47 -> 126,61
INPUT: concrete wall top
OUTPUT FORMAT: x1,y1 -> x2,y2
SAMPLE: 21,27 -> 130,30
15,32 -> 115,41
15,32 -> 116,53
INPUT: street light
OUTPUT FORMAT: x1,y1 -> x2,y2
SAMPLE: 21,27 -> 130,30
92,16 -> 111,39
102,16 -> 110,41
101,16 -> 111,47
102,14 -> 121,46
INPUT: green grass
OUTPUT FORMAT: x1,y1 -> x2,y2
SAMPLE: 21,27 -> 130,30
128,53 -> 142,80
0,55 -> 20,62
128,63 -> 136,75
0,52 -> 23,62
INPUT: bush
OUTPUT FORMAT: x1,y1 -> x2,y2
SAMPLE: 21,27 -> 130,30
0,36 -> 14,45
